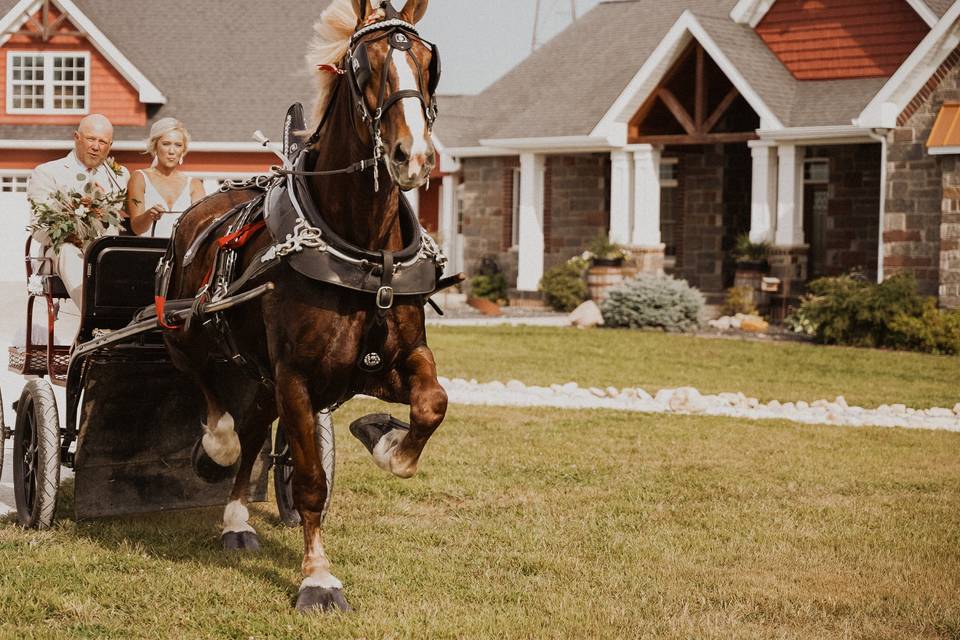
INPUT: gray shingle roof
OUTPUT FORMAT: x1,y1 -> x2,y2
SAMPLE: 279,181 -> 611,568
436,0 -> 952,147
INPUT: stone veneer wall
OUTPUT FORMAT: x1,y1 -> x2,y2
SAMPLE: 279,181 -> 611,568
675,144 -> 726,294
886,49 -> 960,300
543,154 -> 610,272
939,157 -> 960,308
805,144 -> 881,281
459,156 -> 519,287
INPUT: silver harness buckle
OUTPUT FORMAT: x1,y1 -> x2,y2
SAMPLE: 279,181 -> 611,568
376,286 -> 395,310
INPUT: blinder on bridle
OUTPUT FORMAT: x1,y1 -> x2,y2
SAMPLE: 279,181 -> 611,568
346,17 -> 441,137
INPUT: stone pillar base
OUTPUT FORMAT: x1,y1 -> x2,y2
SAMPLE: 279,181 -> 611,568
768,245 -> 809,284
627,244 -> 666,275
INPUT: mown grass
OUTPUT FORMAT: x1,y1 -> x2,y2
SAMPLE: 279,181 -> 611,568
427,326 -> 960,409
1,400 -> 958,639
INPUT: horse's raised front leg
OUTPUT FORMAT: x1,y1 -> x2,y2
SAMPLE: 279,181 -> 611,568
353,346 -> 447,479
276,363 -> 350,613
222,390 -> 275,552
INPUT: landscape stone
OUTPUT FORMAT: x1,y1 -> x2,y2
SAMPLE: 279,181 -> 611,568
467,297 -> 502,316
569,300 -> 604,327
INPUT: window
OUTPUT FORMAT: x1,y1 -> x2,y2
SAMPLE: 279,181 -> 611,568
0,175 -> 29,193
7,51 -> 89,115
804,158 -> 829,184
659,157 -> 679,187
511,167 -> 521,247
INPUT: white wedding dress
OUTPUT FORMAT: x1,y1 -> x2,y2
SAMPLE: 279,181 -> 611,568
138,169 -> 192,238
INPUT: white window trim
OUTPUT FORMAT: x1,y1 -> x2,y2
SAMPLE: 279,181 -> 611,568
803,158 -> 830,185
660,156 -> 679,188
6,50 -> 91,116
0,170 -> 31,193
510,166 -> 521,248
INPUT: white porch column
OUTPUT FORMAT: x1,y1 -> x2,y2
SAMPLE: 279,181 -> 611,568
609,150 -> 634,245
775,144 -> 804,246
516,153 -> 545,291
748,140 -> 777,243
440,174 -> 458,275
631,144 -> 661,247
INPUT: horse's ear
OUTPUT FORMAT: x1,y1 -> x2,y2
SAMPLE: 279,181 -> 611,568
399,0 -> 428,24
352,0 -> 371,24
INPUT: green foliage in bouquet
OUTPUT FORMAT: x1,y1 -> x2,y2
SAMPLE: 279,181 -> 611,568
601,274 -> 704,331
29,181 -> 125,253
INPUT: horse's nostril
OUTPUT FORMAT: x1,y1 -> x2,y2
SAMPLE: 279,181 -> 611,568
393,145 -> 409,164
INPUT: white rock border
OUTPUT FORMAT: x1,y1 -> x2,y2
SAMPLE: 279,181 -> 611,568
438,378 -> 960,433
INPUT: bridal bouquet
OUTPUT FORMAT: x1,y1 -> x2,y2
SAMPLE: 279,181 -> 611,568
29,182 -> 125,253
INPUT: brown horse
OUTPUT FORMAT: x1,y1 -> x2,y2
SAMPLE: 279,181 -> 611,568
161,0 -> 445,612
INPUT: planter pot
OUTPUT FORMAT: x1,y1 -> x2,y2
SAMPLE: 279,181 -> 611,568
591,257 -> 625,268
587,265 -> 627,302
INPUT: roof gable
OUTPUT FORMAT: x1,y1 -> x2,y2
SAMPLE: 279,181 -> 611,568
754,0 -> 930,80
0,0 -> 165,104
730,0 -> 938,28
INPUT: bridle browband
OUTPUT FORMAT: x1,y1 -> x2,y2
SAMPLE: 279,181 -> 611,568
298,9 -> 441,192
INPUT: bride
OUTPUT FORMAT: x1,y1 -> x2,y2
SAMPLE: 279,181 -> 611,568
127,118 -> 205,237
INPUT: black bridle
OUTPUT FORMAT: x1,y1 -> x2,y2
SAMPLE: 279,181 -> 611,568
299,11 -> 441,191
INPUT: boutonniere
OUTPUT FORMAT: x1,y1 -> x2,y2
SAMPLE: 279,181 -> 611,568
107,157 -> 124,177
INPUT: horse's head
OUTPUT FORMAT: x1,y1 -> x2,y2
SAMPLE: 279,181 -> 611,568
347,0 -> 439,191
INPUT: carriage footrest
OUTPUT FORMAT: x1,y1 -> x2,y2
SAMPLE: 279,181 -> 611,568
348,413 -> 410,455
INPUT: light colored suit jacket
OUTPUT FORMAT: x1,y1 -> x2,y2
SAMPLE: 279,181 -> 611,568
27,151 -> 130,245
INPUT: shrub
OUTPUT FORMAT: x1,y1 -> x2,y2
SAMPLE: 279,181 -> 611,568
600,274 -> 704,331
469,273 -> 507,302
732,233 -> 770,264
539,260 -> 588,312
722,286 -> 758,316
789,272 -> 960,354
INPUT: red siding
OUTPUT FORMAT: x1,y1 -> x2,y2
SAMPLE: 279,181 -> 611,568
0,7 -> 146,127
756,0 -> 929,80
0,149 -> 274,174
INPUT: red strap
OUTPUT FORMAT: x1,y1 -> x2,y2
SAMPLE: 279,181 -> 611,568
317,64 -> 344,76
217,220 -> 266,250
154,295 -> 182,330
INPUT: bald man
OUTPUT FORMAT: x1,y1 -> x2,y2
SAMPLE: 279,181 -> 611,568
27,114 -> 130,305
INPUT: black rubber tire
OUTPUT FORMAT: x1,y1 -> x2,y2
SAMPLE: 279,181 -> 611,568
273,423 -> 300,527
13,379 -> 60,529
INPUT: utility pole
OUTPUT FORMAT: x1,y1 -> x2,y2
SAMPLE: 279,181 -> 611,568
532,0 -> 579,52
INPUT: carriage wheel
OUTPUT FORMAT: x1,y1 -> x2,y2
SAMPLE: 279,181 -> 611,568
273,423 -> 300,527
13,380 -> 61,529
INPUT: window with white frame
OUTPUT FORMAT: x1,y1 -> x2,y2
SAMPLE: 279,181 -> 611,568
511,167 -> 521,248
0,174 -> 29,193
7,51 -> 90,115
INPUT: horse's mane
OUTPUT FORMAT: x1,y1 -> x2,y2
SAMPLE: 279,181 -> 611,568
306,0 -> 360,126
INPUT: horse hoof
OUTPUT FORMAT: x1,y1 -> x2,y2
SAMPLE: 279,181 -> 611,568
295,587 -> 352,613
192,438 -> 238,484
221,531 -> 261,552
349,413 -> 409,454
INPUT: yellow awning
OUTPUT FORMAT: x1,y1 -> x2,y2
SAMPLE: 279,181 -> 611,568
927,102 -> 960,148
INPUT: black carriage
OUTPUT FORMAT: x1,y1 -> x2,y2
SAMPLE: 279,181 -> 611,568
2,235 -> 299,528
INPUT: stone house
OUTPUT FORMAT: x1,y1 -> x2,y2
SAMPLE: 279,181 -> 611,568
432,0 -> 960,308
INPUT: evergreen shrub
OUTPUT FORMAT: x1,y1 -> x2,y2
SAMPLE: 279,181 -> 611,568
789,273 -> 960,354
600,274 -> 704,331
539,259 -> 588,312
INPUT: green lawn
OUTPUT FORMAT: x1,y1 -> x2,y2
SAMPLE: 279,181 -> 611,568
428,326 -> 960,409
1,400 -> 958,639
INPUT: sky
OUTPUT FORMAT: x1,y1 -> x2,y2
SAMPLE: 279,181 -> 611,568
418,0 -> 604,95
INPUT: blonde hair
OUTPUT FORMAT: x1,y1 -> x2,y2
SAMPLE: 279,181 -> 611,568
145,117 -> 191,160
306,0 -> 360,125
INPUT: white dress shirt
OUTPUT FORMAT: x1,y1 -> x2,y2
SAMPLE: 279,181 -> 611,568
27,150 -> 130,244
